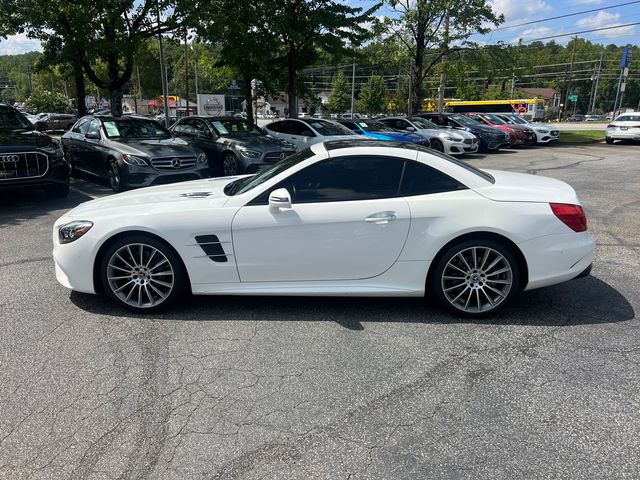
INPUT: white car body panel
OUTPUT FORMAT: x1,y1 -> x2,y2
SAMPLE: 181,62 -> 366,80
265,119 -> 361,150
53,141 -> 595,300
606,116 -> 640,141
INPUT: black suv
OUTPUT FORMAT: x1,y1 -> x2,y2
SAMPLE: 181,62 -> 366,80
0,104 -> 70,198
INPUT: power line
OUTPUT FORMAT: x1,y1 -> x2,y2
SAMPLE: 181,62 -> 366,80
493,0 -> 640,32
524,21 -> 640,42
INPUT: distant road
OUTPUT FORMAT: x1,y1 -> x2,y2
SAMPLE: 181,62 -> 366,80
552,122 -> 608,131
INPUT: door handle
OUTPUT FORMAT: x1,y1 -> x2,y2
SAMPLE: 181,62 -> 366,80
364,211 -> 397,224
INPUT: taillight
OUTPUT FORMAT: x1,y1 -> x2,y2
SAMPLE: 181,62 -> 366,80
550,203 -> 587,232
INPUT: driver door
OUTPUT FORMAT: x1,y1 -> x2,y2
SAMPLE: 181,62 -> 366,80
231,155 -> 411,282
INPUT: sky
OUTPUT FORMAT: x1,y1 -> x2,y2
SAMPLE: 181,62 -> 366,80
1,0 -> 639,56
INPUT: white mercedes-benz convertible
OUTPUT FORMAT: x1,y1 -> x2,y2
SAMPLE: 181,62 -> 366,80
53,140 -> 595,317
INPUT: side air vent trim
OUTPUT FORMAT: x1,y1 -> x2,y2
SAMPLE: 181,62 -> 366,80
194,234 -> 228,263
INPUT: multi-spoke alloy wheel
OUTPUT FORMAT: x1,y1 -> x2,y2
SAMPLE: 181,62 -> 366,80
433,240 -> 520,317
223,153 -> 240,176
101,236 -> 186,312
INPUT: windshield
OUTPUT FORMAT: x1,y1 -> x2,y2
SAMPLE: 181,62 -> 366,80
450,114 -> 482,126
224,148 -> 316,196
479,113 -> 506,125
0,107 -> 33,131
615,115 -> 640,122
303,119 -> 352,136
209,119 -> 264,137
410,117 -> 439,129
102,118 -> 172,139
355,120 -> 395,132
501,114 -> 527,125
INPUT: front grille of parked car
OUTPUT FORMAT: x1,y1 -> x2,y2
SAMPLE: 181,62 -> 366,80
263,151 -> 296,162
0,152 -> 49,181
150,156 -> 197,170
463,138 -> 478,145
550,130 -> 559,137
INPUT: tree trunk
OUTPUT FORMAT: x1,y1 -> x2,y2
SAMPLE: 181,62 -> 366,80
243,75 -> 253,125
412,43 -> 425,115
287,45 -> 297,118
109,88 -> 123,116
74,59 -> 87,117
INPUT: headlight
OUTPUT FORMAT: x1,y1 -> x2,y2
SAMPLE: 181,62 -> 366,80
537,129 -> 548,134
121,154 -> 147,166
444,136 -> 463,142
240,149 -> 261,159
197,152 -> 208,164
58,221 -> 93,244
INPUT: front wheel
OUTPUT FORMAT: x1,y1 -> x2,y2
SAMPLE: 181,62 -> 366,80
222,153 -> 241,177
107,158 -> 123,192
430,139 -> 444,152
605,137 -> 614,144
100,235 -> 188,313
431,239 -> 520,317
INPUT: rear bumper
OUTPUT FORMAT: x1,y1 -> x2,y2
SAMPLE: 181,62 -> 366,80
519,232 -> 595,291
606,129 -> 640,140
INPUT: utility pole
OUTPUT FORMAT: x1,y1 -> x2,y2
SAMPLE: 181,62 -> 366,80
350,63 -> 355,118
185,35 -> 189,117
510,71 -> 515,99
156,0 -> 170,127
437,5 -> 450,113
194,63 -> 199,114
559,36 -> 577,121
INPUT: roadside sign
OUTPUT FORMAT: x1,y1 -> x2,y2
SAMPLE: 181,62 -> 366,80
620,47 -> 634,68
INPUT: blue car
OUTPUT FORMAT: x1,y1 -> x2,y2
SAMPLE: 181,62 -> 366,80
338,119 -> 431,148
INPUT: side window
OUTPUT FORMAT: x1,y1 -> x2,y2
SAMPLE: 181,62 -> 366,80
193,120 -> 211,138
267,121 -> 285,133
72,118 -> 90,134
341,121 -> 356,130
399,160 -> 466,197
284,156 -> 404,203
291,121 -> 315,137
86,119 -> 101,137
391,119 -> 409,130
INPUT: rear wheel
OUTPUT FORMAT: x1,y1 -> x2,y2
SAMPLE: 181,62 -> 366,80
605,137 -> 614,144
100,235 -> 187,313
430,139 -> 444,152
431,239 -> 520,317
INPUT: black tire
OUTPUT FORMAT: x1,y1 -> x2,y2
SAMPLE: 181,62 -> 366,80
430,139 -> 444,152
605,137 -> 614,144
107,158 -> 124,192
222,152 -> 241,176
45,183 -> 70,199
430,239 -> 520,318
100,234 -> 188,313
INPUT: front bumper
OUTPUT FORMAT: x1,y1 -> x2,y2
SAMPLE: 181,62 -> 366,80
519,232 -> 595,291
121,164 -> 210,188
53,228 -> 99,294
0,161 -> 69,192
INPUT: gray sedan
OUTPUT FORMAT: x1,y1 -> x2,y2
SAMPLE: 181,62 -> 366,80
171,116 -> 297,176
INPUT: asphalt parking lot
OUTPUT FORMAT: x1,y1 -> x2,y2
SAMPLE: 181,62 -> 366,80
0,143 -> 639,479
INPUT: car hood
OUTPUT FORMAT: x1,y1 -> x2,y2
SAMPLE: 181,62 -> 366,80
220,134 -> 296,151
0,129 -> 54,150
460,125 -> 505,136
108,137 -> 198,157
473,169 -> 579,204
64,176 -> 241,220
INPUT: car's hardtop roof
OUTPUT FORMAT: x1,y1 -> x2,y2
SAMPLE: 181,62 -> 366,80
322,138 -> 429,152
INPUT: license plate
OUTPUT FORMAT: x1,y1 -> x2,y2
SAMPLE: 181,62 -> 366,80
621,126 -> 628,130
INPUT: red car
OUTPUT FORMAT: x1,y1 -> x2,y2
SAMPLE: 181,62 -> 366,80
464,113 -> 536,147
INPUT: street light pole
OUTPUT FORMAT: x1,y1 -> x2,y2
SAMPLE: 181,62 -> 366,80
185,35 -> 189,117
156,0 -> 170,127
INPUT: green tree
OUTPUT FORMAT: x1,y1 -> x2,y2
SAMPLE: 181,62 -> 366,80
0,0 -> 189,116
266,0 -> 381,118
386,0 -> 503,113
357,75 -> 388,115
25,89 -> 68,112
327,71 -> 351,114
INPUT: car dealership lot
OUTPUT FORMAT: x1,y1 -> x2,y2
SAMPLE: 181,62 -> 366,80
0,144 -> 638,479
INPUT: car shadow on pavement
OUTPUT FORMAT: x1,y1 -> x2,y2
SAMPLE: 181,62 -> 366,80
0,186 -> 95,227
69,275 -> 634,330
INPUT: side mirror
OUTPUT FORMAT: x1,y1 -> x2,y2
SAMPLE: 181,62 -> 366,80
405,126 -> 415,131
269,188 -> 292,210
86,130 -> 100,140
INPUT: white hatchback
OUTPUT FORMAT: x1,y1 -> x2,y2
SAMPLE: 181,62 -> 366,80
606,114 -> 640,144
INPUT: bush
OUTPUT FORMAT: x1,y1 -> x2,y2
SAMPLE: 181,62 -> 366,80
26,90 -> 69,113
